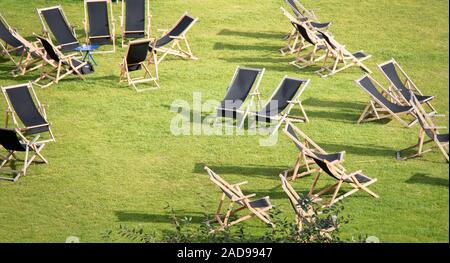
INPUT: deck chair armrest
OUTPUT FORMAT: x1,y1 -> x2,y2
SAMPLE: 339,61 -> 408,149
347,170 -> 363,177
233,194 -> 256,202
157,28 -> 169,33
20,123 -> 49,130
232,181 -> 248,187
169,36 -> 184,39
427,126 -> 447,130
431,114 -> 446,118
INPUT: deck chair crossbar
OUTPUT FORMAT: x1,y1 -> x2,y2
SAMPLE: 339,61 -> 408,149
204,166 -> 274,232
9,31 -> 47,77
84,0 -> 116,53
356,74 -> 416,128
250,76 -> 310,135
36,6 -> 81,52
119,39 -> 159,92
120,0 -> 151,47
378,59 -> 436,114
34,36 -> 93,88
0,128 -> 48,182
216,66 -> 265,128
283,121 -> 344,180
1,82 -> 55,144
315,31 -> 372,78
397,92 -> 449,162
0,14 -> 24,66
152,12 -> 198,63
305,152 -> 379,206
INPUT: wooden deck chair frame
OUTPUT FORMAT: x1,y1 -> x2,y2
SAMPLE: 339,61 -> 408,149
397,92 -> 449,162
83,0 -> 116,53
280,7 -> 313,56
120,0 -> 151,47
0,14 -> 23,66
282,121 -> 344,180
306,152 -> 379,207
279,174 -> 335,236
36,6 -> 80,52
1,82 -> 55,144
10,30 -> 47,77
0,130 -> 47,182
316,31 -> 372,78
285,0 -> 318,21
289,21 -> 327,69
204,166 -> 274,232
34,35 -> 88,88
378,58 -> 437,114
119,39 -> 159,92
356,74 -> 416,128
215,66 -> 265,129
155,12 -> 199,63
251,76 -> 310,135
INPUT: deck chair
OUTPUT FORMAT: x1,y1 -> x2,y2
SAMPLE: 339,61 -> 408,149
306,152 -> 379,206
1,82 -> 55,144
83,0 -> 116,53
216,66 -> 265,128
34,36 -> 94,88
315,31 -> 371,78
284,0 -> 331,29
283,121 -> 344,180
204,166 -> 274,232
378,59 -> 436,114
280,7 -> 328,56
36,6 -> 81,52
356,74 -> 416,128
289,20 -> 327,68
0,14 -> 24,65
10,30 -> 47,76
250,76 -> 310,134
397,92 -> 448,162
119,39 -> 159,92
120,0 -> 151,47
0,128 -> 47,182
152,12 -> 198,63
279,174 -> 335,236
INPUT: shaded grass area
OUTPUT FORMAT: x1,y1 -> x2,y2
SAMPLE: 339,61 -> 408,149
0,0 -> 448,242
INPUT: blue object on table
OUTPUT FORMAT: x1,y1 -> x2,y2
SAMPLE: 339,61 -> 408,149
75,44 -> 100,65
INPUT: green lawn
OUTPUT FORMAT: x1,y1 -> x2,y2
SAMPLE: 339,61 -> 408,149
0,0 -> 448,242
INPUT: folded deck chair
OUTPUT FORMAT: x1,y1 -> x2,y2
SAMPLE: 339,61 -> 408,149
306,152 -> 379,206
397,92 -> 448,162
37,6 -> 81,52
279,174 -> 335,235
216,66 -> 265,128
0,128 -> 47,182
34,36 -> 94,88
250,76 -> 310,134
151,12 -> 199,63
356,74 -> 416,128
120,0 -> 151,47
0,14 -> 24,65
119,39 -> 159,92
204,166 -> 274,232
283,121 -> 344,180
10,30 -> 47,76
280,7 -> 328,56
378,59 -> 436,114
83,0 -> 116,53
284,0 -> 331,29
1,82 -> 55,144
288,20 -> 327,68
315,31 -> 371,78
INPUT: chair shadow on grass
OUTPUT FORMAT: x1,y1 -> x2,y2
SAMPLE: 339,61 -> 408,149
194,163 -> 286,178
115,211 -> 207,224
318,143 -> 395,158
405,173 -> 448,188
217,29 -> 285,39
302,98 -> 367,111
213,42 -> 281,52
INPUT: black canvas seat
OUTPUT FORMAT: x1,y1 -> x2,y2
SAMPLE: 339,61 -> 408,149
0,128 -> 47,182
216,67 -> 264,127
356,74 -> 416,128
84,0 -> 116,53
378,59 -> 436,113
289,21 -> 327,68
37,6 -> 81,52
120,0 -> 151,47
0,14 -> 24,64
285,0 -> 331,29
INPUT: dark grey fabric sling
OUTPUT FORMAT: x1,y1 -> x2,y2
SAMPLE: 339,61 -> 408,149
87,1 -> 111,45
40,8 -> 80,52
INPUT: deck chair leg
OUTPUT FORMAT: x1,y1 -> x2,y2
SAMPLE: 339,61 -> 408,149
309,170 -> 321,196
329,180 -> 343,205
